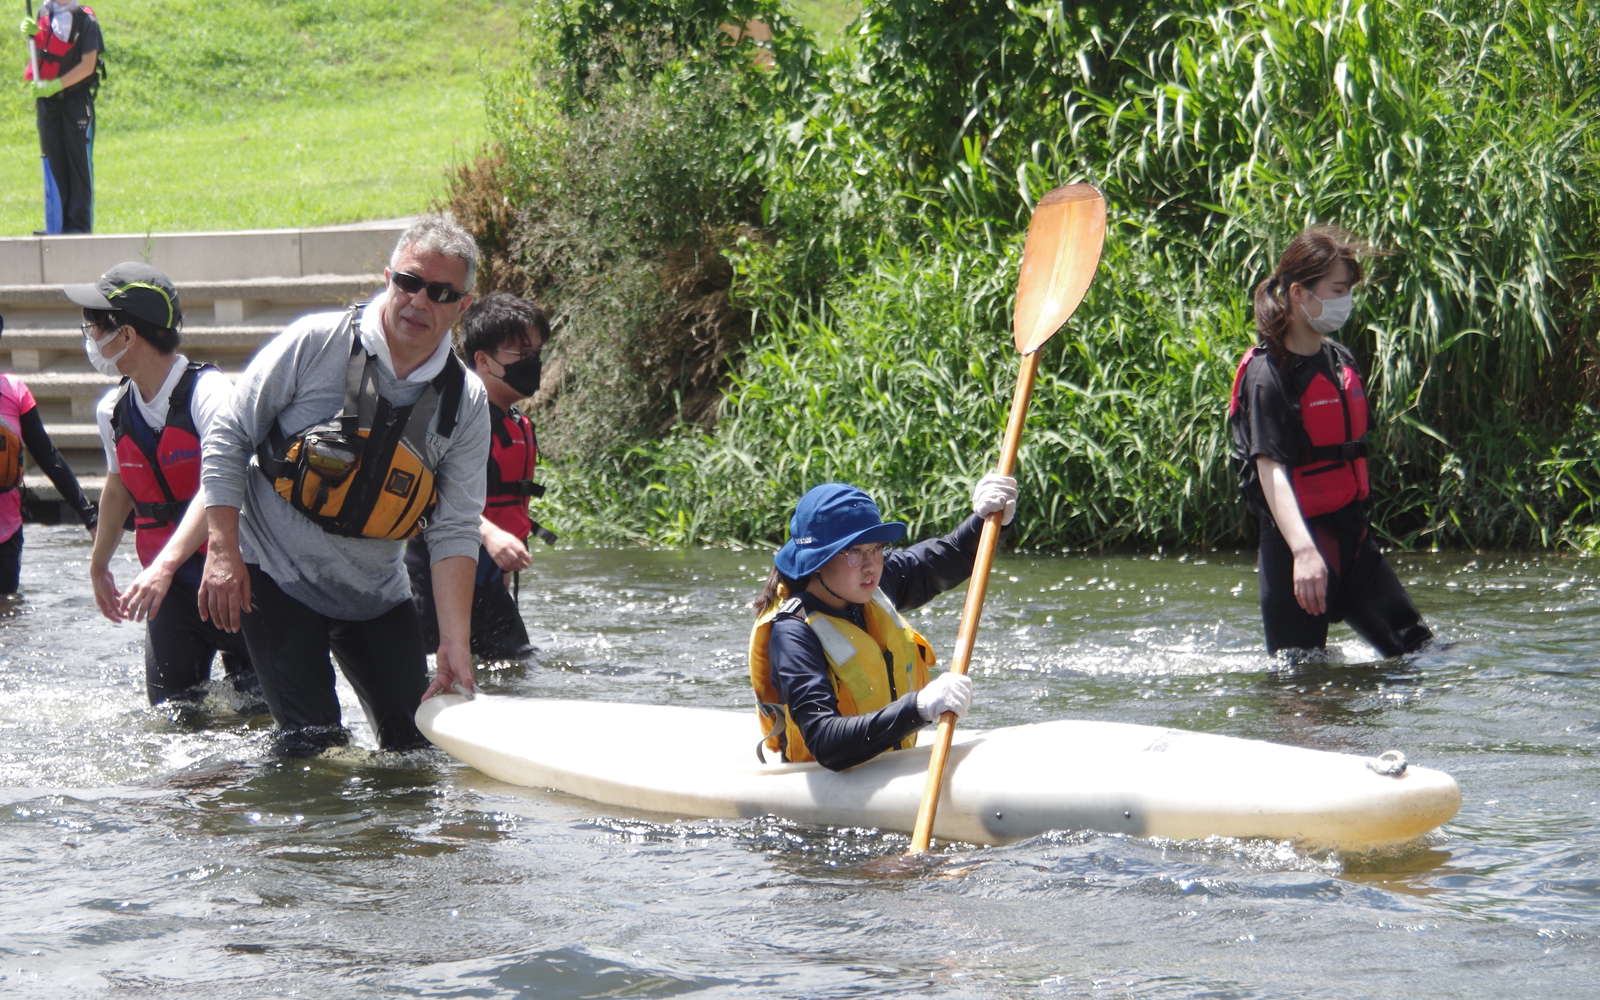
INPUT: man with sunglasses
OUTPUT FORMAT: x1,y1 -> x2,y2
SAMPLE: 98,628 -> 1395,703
406,291 -> 554,660
198,215 -> 491,753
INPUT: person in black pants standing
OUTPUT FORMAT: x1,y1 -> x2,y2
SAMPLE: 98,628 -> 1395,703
1228,227 -> 1432,661
19,1 -> 103,233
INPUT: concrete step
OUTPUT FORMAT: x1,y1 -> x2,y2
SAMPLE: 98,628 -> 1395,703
0,221 -> 409,519
40,422 -> 101,450
0,219 -> 409,285
0,274 -> 383,331
30,474 -> 104,503
19,371 -> 243,423
0,325 -> 279,375
20,474 -> 103,526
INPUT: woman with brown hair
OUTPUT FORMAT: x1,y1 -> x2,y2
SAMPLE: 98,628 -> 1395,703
1228,227 -> 1431,659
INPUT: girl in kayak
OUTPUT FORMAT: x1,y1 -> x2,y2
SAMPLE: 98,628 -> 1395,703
749,477 -> 1016,770
1228,227 -> 1432,659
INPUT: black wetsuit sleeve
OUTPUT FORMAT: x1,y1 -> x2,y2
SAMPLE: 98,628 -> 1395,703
768,615 -> 925,772
1240,355 -> 1303,468
19,406 -> 96,530
878,513 -> 995,612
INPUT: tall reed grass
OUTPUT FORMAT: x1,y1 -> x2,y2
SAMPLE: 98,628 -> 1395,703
463,0 -> 1600,550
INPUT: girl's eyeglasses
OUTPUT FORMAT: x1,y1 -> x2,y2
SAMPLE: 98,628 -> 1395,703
843,543 -> 889,568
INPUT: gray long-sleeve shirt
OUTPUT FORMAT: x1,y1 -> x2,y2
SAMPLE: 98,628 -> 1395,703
201,304 -> 490,620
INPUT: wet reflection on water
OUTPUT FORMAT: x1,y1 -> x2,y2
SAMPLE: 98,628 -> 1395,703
1,528 -> 1597,996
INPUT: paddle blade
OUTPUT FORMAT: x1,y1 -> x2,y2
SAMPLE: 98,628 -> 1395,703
1012,184 -> 1107,354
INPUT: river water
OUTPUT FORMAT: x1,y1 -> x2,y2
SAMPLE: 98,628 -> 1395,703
1,526 -> 1595,996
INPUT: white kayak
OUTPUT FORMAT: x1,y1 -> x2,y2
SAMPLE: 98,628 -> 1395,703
416,695 -> 1460,850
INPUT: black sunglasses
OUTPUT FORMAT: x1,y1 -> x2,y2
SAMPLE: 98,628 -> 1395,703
390,270 -> 467,304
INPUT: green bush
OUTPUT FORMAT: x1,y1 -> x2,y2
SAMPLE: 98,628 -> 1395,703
466,0 -> 1600,550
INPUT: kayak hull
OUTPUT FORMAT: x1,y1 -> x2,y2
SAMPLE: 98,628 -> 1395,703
416,696 -> 1460,850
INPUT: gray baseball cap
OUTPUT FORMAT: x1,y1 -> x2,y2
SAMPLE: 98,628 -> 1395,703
64,262 -> 184,329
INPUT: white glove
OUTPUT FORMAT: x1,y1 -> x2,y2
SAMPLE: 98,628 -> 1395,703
972,473 -> 1018,525
916,672 -> 974,722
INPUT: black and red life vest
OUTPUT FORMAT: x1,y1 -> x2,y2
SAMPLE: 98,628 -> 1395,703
24,5 -> 102,90
1229,344 -> 1370,520
484,405 -> 556,545
112,362 -> 212,568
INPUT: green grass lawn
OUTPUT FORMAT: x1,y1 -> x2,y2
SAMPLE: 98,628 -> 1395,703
0,0 -> 517,236
0,0 -> 858,237
791,0 -> 859,42
0,82 -> 489,234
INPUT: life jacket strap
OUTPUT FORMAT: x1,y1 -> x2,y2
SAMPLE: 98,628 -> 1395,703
529,520 -> 559,546
131,499 -> 185,525
1304,438 -> 1368,463
490,480 -> 546,499
755,701 -> 787,764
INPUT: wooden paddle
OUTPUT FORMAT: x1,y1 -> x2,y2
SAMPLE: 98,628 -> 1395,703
907,183 -> 1106,855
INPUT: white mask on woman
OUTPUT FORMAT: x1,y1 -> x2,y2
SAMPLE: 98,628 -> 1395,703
1300,292 -> 1352,335
84,326 -> 128,376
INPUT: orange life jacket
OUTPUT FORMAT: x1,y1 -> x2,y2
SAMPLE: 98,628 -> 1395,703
0,414 -> 23,493
749,585 -> 935,764
256,306 -> 466,541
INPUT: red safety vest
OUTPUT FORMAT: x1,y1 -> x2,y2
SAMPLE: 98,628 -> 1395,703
24,5 -> 97,85
112,362 -> 212,568
1229,344 -> 1369,520
484,406 -> 542,539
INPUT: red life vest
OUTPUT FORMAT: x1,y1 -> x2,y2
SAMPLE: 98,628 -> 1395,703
24,5 -> 99,86
484,406 -> 556,544
1229,344 -> 1370,520
112,362 -> 212,568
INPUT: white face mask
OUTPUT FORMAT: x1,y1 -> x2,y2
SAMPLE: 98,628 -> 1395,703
84,326 -> 128,376
1299,291 -> 1352,335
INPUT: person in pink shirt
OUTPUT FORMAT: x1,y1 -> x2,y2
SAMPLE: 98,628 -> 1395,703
0,314 -> 99,590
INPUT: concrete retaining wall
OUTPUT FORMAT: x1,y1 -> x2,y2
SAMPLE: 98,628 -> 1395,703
0,218 -> 411,284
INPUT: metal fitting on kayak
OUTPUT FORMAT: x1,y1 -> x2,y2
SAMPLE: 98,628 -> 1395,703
1367,750 -> 1408,776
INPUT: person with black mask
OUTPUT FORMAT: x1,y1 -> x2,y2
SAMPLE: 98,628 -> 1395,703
405,292 -> 553,661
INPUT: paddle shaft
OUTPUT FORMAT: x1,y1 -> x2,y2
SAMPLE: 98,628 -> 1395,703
26,2 -> 38,85
908,349 -> 1042,852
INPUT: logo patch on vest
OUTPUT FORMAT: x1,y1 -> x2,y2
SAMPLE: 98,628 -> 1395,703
384,468 -> 416,498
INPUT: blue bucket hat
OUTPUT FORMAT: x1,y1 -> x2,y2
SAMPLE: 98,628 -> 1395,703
774,483 -> 907,579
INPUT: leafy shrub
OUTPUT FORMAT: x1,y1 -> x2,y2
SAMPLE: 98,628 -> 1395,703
461,0 -> 1600,550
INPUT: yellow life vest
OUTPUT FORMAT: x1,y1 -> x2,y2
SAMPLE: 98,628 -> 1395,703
0,413 -> 21,492
748,583 -> 936,764
256,307 -> 466,541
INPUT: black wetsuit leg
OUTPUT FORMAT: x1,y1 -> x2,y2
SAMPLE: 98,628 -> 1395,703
470,573 -> 532,659
404,536 -> 441,654
1258,507 -> 1430,658
0,526 -> 22,594
1258,515 -> 1330,654
413,537 -> 533,660
241,566 -> 429,751
1333,532 -> 1432,657
36,89 -> 94,233
144,574 -> 257,705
